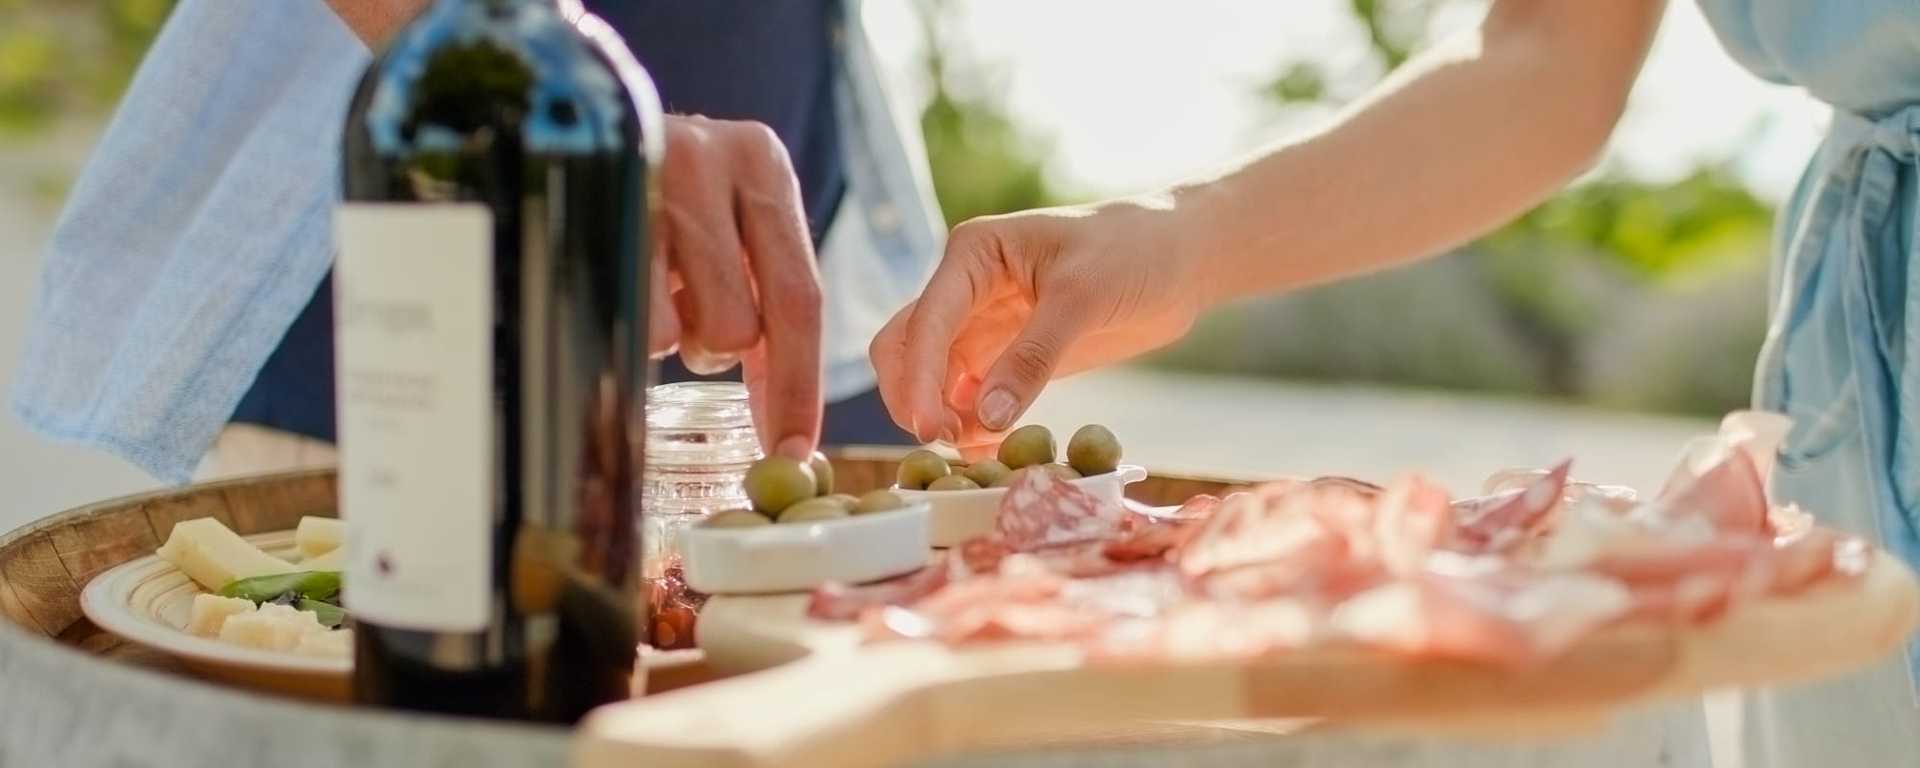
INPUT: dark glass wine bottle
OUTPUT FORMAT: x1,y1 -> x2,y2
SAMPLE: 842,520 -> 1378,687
334,0 -> 660,723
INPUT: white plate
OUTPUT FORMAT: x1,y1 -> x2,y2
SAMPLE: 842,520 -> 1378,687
80,531 -> 351,700
894,465 -> 1148,547
681,503 -> 932,595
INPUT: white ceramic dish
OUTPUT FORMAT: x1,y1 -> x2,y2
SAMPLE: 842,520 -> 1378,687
894,464 -> 1149,547
680,502 -> 932,595
80,531 -> 352,700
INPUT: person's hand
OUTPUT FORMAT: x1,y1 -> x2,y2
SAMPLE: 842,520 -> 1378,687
648,114 -> 823,460
871,197 -> 1213,457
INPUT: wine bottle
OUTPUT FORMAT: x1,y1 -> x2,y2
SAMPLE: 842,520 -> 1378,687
334,0 -> 661,722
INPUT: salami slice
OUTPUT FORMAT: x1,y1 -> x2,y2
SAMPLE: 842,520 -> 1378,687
996,468 -> 1127,551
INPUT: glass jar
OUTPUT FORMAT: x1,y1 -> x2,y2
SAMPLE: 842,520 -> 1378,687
640,381 -> 762,649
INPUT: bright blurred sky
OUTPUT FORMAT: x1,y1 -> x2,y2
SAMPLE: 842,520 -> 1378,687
866,1 -> 1830,204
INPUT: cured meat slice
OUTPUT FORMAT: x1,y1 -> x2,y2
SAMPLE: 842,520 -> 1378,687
1009,543 -> 1140,579
864,569 -> 1094,644
1177,482 -> 1363,579
1650,446 -> 1769,536
957,536 -> 1011,574
1304,476 -> 1386,497
1060,569 -> 1189,615
1093,599 -> 1318,662
1103,521 -> 1193,563
1141,492 -> 1240,523
806,553 -> 959,621
1447,461 -> 1570,555
826,409 -> 1875,676
1330,567 -> 1632,665
1370,474 -> 1453,576
997,469 -> 1127,551
1652,410 -> 1787,536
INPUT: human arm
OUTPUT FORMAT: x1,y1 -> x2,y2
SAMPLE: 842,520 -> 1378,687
873,0 -> 1666,451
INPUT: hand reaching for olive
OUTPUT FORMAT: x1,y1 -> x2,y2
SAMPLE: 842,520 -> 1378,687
648,114 -> 824,460
870,198 -> 1211,456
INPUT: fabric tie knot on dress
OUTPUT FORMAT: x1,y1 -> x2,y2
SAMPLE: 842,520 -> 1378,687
1836,103 -> 1920,162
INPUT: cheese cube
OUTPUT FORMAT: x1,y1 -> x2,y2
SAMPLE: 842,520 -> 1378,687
218,603 -> 327,651
295,516 -> 344,559
301,546 -> 346,571
186,593 -> 257,638
156,518 -> 295,591
294,629 -> 353,659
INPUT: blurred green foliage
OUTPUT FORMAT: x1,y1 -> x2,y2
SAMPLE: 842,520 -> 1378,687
914,0 -> 1057,226
0,0 -> 174,136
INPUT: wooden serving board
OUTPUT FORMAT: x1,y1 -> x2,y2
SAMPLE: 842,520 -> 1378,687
578,552 -> 1920,768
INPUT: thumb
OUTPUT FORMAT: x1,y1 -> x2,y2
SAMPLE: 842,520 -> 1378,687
973,296 -> 1088,432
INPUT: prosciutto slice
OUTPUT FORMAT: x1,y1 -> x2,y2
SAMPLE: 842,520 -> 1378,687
1330,568 -> 1632,665
1446,461 -> 1570,555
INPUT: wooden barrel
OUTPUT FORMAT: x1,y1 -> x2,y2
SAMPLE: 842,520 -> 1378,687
0,451 -> 1244,767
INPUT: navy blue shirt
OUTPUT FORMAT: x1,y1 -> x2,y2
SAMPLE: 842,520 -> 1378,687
232,1 -> 847,443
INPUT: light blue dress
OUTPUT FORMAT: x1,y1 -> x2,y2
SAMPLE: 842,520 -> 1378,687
1697,0 -> 1920,763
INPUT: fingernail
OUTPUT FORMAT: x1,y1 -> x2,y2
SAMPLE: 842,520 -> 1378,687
979,389 -> 1016,431
775,435 -> 811,459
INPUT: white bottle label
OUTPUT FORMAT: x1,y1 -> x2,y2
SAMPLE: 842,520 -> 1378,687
335,203 -> 493,632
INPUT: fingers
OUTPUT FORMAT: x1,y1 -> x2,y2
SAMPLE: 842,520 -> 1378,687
660,117 -> 763,363
898,222 -> 1000,442
650,115 -> 822,457
869,304 -> 917,438
974,289 -> 1091,432
729,121 -> 823,459
740,342 -> 778,456
647,238 -> 679,358
672,287 -> 739,374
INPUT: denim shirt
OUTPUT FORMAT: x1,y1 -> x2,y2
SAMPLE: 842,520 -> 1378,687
11,0 -> 942,483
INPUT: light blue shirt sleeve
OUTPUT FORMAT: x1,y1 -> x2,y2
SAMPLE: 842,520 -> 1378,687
11,0 -> 369,482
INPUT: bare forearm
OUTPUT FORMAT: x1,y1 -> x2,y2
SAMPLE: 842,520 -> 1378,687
326,0 -> 432,48
1182,0 -> 1665,304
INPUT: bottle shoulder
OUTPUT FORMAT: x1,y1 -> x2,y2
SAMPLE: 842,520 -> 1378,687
347,2 -> 658,157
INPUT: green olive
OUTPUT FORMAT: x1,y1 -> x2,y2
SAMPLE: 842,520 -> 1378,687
854,490 -> 907,514
989,471 -> 1018,488
745,456 -> 817,514
1066,424 -> 1122,476
808,452 -> 836,496
927,474 -> 982,492
896,449 -> 952,490
996,425 -> 1056,469
1041,463 -> 1082,481
825,493 -> 860,509
702,509 -> 773,529
962,460 -> 1012,489
777,497 -> 852,524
